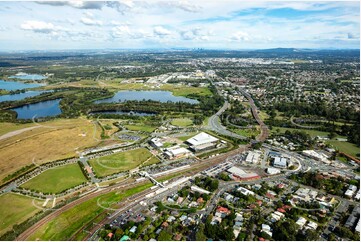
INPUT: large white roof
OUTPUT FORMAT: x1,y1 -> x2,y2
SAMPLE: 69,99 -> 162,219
186,132 -> 218,146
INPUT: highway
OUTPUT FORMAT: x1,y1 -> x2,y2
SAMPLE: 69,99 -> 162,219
207,101 -> 246,140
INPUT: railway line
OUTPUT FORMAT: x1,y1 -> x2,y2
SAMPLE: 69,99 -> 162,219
16,145 -> 249,241
16,87 -> 265,241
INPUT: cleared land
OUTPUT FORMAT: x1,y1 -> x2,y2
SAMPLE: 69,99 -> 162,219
0,118 -> 101,184
88,148 -> 158,177
171,118 -> 193,127
28,183 -> 153,241
20,163 -> 87,194
0,193 -> 41,236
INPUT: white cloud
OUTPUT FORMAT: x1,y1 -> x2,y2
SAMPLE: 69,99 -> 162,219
158,1 -> 201,13
111,25 -> 151,39
110,20 -> 131,26
230,31 -> 250,41
153,26 -> 172,36
36,1 -> 104,10
21,20 -> 55,33
80,17 -> 102,26
180,27 -> 211,41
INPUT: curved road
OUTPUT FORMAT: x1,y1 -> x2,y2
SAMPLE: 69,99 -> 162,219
207,101 -> 247,140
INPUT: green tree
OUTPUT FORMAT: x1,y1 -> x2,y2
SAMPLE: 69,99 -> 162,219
157,230 -> 172,241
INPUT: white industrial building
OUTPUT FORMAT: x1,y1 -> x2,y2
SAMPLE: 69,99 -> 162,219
267,167 -> 281,175
302,150 -> 330,163
186,132 -> 219,152
273,157 -> 288,168
164,146 -> 191,159
149,138 -> 163,148
227,166 -> 260,180
245,151 -> 261,164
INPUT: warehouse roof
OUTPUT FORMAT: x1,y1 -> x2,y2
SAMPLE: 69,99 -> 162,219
186,132 -> 218,146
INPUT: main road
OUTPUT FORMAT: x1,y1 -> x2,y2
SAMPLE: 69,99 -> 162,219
207,101 -> 247,140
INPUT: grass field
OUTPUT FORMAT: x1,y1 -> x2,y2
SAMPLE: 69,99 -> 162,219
20,163 -> 87,194
0,193 -> 41,236
88,148 -> 158,177
326,140 -> 360,158
28,182 -> 153,241
270,126 -> 339,138
0,118 -> 102,184
161,84 -> 212,97
53,80 -> 212,98
233,127 -> 260,138
124,124 -> 157,132
171,118 -> 193,127
270,126 -> 359,157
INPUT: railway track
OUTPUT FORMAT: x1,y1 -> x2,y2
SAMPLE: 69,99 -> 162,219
17,145 -> 249,241
17,87 -> 265,241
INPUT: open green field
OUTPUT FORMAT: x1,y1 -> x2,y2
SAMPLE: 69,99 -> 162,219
270,126 -> 342,138
233,127 -> 260,138
88,148 -> 157,177
171,118 -> 193,127
124,124 -> 157,132
326,140 -> 360,158
162,84 -> 212,97
21,163 -> 87,194
28,182 -> 153,241
0,193 -> 41,236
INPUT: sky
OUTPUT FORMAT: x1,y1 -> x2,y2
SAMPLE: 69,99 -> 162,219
0,0 -> 359,50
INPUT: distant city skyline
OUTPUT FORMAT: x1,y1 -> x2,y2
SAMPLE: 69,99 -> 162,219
0,0 -> 359,51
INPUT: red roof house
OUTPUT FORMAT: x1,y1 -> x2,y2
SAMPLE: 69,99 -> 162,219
216,206 -> 231,214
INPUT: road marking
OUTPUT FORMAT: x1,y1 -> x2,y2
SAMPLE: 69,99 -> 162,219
52,197 -> 56,208
42,198 -> 50,207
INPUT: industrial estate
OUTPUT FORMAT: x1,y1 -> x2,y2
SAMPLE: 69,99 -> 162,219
0,1 -> 360,242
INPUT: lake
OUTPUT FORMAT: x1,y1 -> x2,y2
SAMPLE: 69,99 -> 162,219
8,74 -> 47,80
90,110 -> 155,116
95,90 -> 198,104
11,99 -> 62,119
0,91 -> 48,103
0,80 -> 42,91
